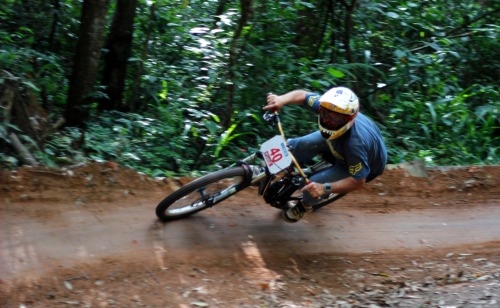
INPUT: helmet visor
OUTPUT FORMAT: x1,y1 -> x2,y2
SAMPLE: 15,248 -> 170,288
319,106 -> 350,130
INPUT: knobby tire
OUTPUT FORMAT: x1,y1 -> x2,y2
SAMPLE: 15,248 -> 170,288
313,193 -> 346,210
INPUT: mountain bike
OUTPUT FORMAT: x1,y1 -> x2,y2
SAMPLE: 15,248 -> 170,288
155,111 -> 344,222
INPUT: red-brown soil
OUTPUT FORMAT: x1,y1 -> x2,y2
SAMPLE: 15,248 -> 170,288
1,163 -> 499,307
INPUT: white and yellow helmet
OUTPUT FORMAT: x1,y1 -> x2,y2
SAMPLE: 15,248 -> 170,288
318,87 -> 359,140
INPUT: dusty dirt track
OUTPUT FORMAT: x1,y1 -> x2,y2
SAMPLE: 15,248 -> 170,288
1,163 -> 499,307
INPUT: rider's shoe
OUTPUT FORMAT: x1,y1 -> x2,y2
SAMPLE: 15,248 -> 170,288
281,201 -> 312,223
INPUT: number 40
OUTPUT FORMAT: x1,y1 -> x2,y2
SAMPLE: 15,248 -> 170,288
269,148 -> 282,162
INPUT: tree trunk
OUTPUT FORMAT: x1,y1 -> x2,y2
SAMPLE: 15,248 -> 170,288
223,0 -> 252,129
329,0 -> 341,63
316,0 -> 334,59
129,2 -> 156,112
339,0 -> 357,63
98,0 -> 138,112
213,0 -> 229,26
65,0 -> 109,128
292,0 -> 332,59
48,0 -> 61,50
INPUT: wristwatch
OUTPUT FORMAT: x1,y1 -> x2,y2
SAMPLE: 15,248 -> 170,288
324,183 -> 332,193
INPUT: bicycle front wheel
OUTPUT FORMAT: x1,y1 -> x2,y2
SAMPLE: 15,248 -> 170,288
155,167 -> 247,221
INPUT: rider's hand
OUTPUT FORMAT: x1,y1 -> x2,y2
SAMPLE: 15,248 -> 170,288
301,182 -> 326,199
263,93 -> 283,112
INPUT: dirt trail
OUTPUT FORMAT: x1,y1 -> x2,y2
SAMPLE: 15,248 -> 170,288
1,163 -> 499,307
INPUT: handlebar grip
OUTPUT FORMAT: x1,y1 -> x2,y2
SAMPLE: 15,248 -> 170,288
267,93 -> 278,113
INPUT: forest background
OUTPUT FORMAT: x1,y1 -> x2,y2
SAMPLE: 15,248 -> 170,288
1,0 -> 498,177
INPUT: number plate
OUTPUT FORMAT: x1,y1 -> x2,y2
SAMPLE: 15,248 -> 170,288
260,135 -> 292,174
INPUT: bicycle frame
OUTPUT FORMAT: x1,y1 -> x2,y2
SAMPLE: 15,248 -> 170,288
155,111 -> 341,221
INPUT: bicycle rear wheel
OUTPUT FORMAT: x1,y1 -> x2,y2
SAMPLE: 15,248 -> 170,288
312,193 -> 346,210
285,188 -> 345,211
155,167 -> 247,221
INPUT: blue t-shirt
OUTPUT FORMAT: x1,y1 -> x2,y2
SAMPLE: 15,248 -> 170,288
305,92 -> 387,182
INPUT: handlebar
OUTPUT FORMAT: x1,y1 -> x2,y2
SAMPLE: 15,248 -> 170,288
262,111 -> 279,126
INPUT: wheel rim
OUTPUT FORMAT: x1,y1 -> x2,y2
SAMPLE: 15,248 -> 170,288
165,175 -> 244,217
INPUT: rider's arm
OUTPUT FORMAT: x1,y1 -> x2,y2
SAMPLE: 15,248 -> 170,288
302,177 -> 365,198
264,90 -> 308,111
325,176 -> 365,194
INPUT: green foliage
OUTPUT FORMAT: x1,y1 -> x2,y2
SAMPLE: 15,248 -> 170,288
0,0 -> 498,175
384,85 -> 499,165
83,110 -> 194,177
36,127 -> 85,167
357,0 -> 499,166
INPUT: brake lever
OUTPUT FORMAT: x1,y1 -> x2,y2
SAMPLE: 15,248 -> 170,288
263,111 -> 278,126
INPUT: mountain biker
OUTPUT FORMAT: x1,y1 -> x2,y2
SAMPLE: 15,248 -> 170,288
263,87 -> 387,223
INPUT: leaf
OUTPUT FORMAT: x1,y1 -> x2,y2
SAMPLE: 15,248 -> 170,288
428,43 -> 441,51
298,1 -> 316,9
159,80 -> 168,100
209,113 -> 221,123
425,102 -> 437,125
64,281 -> 73,290
123,153 -> 141,161
22,80 -> 40,92
327,68 -> 345,78
204,120 -> 218,135
394,50 -> 406,58
214,122 -> 239,157
386,12 -> 399,19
